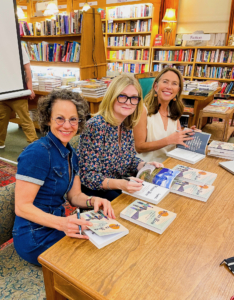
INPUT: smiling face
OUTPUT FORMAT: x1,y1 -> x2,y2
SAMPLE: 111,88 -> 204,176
113,85 -> 139,124
154,71 -> 180,104
48,99 -> 78,147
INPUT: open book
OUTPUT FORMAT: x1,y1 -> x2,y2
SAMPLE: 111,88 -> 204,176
120,199 -> 176,234
134,164 -> 215,202
167,131 -> 211,164
81,210 -> 129,249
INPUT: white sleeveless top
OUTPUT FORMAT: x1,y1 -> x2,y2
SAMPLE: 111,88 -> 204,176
137,112 -> 177,163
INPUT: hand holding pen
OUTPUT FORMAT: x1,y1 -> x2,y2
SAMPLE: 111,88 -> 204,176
121,177 -> 144,194
171,129 -> 194,148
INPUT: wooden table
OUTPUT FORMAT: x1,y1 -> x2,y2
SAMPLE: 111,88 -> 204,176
39,156 -> 234,300
197,108 -> 234,142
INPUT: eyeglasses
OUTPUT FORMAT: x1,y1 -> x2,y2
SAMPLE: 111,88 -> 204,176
117,94 -> 141,105
52,116 -> 81,126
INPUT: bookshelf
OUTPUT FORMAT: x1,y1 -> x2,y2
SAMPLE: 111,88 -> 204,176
105,3 -> 154,75
151,46 -> 234,96
21,9 -> 106,80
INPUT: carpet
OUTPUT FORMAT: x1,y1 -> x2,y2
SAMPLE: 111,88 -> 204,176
0,159 -> 17,187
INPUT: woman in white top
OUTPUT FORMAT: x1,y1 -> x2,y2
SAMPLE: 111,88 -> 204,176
133,67 -> 196,163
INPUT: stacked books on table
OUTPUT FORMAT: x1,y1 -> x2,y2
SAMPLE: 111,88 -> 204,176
61,76 -> 77,86
38,76 -> 61,92
81,210 -> 129,249
120,200 -> 177,234
132,164 -> 216,203
197,80 -> 219,91
203,100 -> 234,113
80,83 -> 107,98
167,131 -> 211,164
208,140 -> 234,160
32,80 -> 39,91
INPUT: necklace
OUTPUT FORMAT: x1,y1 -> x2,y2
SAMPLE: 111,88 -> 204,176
159,110 -> 168,117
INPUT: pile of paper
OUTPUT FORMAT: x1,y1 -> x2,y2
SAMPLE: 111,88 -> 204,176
38,76 -> 61,92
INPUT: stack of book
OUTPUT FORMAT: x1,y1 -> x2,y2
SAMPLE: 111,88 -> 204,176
208,140 -> 234,160
38,76 -> 61,92
80,83 -> 107,98
32,80 -> 39,91
197,81 -> 219,91
203,99 -> 234,113
61,77 -> 77,86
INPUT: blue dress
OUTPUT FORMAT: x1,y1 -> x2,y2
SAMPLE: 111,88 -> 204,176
13,131 -> 79,266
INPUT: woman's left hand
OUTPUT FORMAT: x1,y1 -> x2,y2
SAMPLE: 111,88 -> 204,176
92,197 -> 116,219
139,161 -> 164,170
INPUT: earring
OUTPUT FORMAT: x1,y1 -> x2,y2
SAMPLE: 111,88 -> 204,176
173,95 -> 177,101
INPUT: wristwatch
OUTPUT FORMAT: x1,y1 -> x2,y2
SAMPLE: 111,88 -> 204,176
86,196 -> 93,208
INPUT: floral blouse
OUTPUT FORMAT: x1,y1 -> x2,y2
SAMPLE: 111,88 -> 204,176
77,115 -> 143,190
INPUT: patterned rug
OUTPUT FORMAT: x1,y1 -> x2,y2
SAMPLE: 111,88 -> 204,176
0,159 -> 17,187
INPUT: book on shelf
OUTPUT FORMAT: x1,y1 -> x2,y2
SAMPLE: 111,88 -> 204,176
195,65 -> 234,80
107,20 -> 151,33
183,106 -> 194,114
154,49 -> 194,62
135,164 -> 215,202
81,210 -> 129,249
208,140 -> 234,160
153,64 -> 192,77
167,131 -> 211,164
107,49 -> 149,61
107,35 -> 151,47
97,8 -> 106,19
203,99 -> 234,113
108,4 -> 153,19
219,160 -> 234,174
120,199 -> 176,234
153,34 -> 162,46
189,89 -> 213,96
196,49 -> 234,63
175,34 -> 183,46
108,62 -> 149,74
22,41 -> 81,63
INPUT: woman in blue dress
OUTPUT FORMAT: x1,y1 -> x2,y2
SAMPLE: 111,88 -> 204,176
13,90 -> 115,266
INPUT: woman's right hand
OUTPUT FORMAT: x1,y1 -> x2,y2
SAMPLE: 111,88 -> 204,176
120,177 -> 144,194
61,214 -> 93,239
169,129 -> 194,148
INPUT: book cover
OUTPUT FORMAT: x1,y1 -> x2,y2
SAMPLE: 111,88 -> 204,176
120,200 -> 176,234
170,179 -> 214,202
172,164 -> 217,185
208,141 -> 234,155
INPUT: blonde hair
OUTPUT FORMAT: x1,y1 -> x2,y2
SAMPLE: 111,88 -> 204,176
144,67 -> 184,120
97,74 -> 143,129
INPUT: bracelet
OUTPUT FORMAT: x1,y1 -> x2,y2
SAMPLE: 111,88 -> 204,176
86,196 -> 93,208
107,178 -> 111,190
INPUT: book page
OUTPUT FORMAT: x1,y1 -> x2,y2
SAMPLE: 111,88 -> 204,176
136,165 -> 180,189
168,148 -> 205,161
177,132 -> 211,155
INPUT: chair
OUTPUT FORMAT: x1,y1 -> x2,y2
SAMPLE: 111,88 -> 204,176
134,71 -> 159,100
0,183 -> 46,299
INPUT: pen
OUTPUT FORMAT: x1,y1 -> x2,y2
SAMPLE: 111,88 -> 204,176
123,177 -> 144,186
76,208 -> 82,235
98,210 -> 109,220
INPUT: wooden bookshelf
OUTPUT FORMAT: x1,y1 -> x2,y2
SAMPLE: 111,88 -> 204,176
105,3 -> 154,75
21,9 -> 106,80
150,47 -> 234,91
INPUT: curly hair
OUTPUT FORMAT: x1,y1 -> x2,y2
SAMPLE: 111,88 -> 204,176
144,67 -> 184,120
37,89 -> 89,135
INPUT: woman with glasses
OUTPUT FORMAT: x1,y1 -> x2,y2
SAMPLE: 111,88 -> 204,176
13,90 -> 115,266
133,67 -> 195,163
78,74 -> 163,201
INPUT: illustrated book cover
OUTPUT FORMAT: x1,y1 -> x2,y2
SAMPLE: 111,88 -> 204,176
167,131 -> 211,164
120,199 -> 176,234
81,210 -> 129,249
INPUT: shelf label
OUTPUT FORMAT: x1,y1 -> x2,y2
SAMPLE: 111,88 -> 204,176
183,34 -> 211,41
106,0 -> 140,3
79,1 -> 98,7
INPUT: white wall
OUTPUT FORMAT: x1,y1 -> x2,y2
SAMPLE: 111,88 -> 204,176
177,0 -> 232,33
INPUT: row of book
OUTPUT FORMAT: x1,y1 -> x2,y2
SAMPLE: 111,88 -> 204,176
107,49 -> 150,61
196,49 -> 234,63
154,50 -> 194,62
107,35 -> 151,47
107,20 -> 152,33
195,66 -> 234,79
108,4 -> 153,19
153,64 -> 192,77
22,41 -> 80,63
19,12 -> 83,36
108,62 -> 149,74
220,82 -> 234,94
